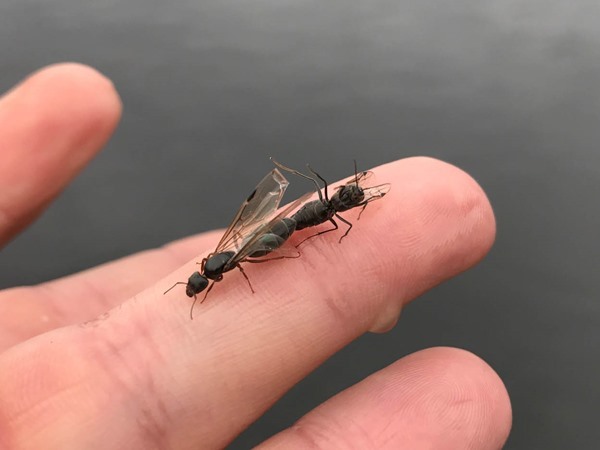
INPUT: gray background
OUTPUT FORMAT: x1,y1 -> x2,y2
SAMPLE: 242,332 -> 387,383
1,1 -> 599,448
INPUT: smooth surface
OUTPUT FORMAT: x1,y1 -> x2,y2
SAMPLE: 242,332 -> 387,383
0,1 -> 598,448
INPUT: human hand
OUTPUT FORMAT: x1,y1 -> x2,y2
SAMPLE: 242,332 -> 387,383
0,64 -> 511,449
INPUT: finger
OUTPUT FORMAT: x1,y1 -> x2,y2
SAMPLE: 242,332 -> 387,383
0,231 -> 222,350
0,63 -> 121,246
259,347 -> 511,450
0,157 -> 496,449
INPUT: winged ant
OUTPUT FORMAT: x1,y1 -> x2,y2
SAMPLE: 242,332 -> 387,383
164,169 -> 310,318
271,158 -> 390,246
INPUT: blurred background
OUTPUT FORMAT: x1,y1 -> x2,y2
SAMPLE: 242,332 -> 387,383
1,1 -> 599,448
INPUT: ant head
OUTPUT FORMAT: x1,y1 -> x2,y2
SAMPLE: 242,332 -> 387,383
186,271 -> 209,297
335,183 -> 364,209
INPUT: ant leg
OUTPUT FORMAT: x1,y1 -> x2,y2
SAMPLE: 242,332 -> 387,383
199,282 -> 215,305
271,158 -> 325,202
357,203 -> 368,220
236,264 -> 255,293
335,213 -> 353,242
357,197 -> 381,220
296,218 -> 339,247
198,255 -> 211,271
306,164 -> 330,201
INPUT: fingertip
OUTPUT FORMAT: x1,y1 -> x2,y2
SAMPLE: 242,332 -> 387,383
1,62 -> 122,165
393,347 -> 512,448
0,62 -> 122,244
20,62 -> 119,98
391,156 -> 496,262
403,157 -> 495,268
15,62 -> 122,140
260,346 -> 512,450
367,157 -> 497,331
418,157 -> 497,263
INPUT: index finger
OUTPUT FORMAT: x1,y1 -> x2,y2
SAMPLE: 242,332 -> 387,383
0,157 -> 496,449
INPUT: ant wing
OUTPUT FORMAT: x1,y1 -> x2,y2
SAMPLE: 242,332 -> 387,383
361,183 -> 391,201
226,192 -> 312,265
355,170 -> 374,185
339,170 -> 374,188
214,169 -> 289,254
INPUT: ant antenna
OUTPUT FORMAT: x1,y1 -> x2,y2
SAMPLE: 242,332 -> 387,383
190,283 -> 214,319
189,295 -> 198,320
164,282 -> 186,295
353,159 -> 359,185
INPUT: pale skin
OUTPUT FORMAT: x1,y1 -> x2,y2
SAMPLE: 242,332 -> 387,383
0,64 -> 512,449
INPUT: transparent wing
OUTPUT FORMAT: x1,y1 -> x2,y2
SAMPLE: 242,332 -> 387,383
341,170 -> 374,187
361,183 -> 391,201
214,168 -> 289,253
226,192 -> 313,265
